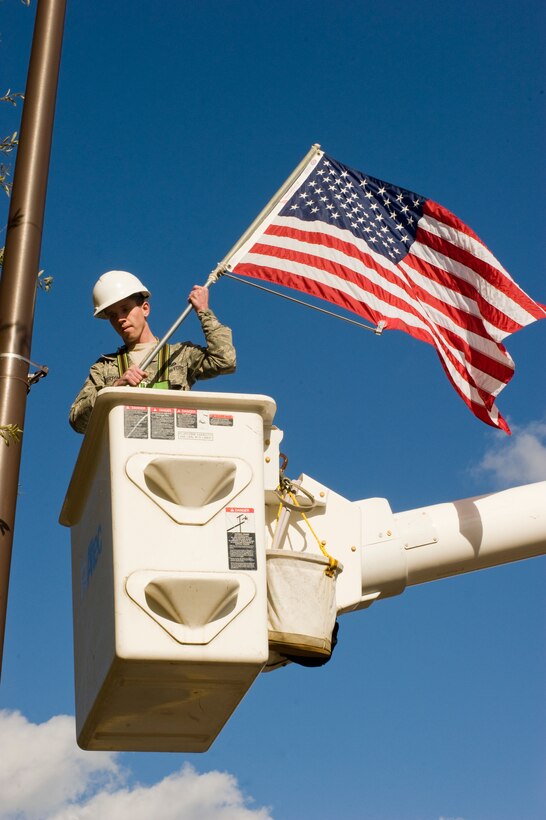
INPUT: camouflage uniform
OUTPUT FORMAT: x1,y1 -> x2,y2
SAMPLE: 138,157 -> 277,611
69,309 -> 236,434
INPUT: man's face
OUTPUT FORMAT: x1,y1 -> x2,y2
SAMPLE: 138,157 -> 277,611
105,296 -> 151,345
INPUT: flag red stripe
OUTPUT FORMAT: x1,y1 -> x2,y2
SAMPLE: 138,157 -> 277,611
399,254 -> 514,379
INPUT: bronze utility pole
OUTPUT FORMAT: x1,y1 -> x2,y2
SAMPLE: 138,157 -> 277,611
0,0 -> 66,677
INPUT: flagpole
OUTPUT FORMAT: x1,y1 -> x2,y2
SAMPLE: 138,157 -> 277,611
210,143 -> 323,276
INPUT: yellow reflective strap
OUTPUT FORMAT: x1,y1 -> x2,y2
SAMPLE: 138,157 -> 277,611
117,349 -> 130,377
117,345 -> 171,388
156,343 -> 170,386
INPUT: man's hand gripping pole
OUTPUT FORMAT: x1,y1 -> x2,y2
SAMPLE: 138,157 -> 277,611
139,268 -> 224,372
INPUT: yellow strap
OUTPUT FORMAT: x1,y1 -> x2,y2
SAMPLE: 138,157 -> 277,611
281,489 -> 339,577
117,350 -> 130,377
117,344 -> 170,388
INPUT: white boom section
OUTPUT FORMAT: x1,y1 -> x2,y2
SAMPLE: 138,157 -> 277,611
394,483 -> 546,586
262,435 -> 546,614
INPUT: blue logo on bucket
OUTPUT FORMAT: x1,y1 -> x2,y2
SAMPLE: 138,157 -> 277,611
81,525 -> 102,595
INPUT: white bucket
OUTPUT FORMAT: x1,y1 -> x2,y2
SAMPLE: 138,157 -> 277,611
266,550 -> 342,659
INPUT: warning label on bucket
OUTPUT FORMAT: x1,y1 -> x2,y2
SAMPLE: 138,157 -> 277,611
226,507 -> 257,570
210,413 -> 233,427
176,408 -> 198,428
123,406 -> 234,440
151,407 -> 175,439
124,406 -> 149,438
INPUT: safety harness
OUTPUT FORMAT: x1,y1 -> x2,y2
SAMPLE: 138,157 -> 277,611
116,343 -> 170,389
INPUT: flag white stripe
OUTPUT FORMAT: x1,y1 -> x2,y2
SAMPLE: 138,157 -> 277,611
253,228 -> 425,320
397,260 -> 486,318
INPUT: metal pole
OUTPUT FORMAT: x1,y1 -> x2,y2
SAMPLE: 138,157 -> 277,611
0,0 -> 66,678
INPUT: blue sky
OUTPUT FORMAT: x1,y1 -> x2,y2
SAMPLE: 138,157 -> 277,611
1,1 -> 545,818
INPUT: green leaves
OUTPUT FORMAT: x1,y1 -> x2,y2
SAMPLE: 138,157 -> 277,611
0,89 -> 24,107
37,270 -> 53,292
0,132 -> 19,155
0,424 -> 23,446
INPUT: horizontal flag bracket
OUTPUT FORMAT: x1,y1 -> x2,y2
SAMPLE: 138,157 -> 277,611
221,272 -> 381,334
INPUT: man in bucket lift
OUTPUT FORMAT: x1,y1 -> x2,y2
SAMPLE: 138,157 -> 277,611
69,270 -> 236,434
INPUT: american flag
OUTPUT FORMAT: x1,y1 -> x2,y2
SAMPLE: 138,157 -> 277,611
225,148 -> 545,433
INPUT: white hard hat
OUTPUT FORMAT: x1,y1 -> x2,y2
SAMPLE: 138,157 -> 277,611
92,270 -> 151,319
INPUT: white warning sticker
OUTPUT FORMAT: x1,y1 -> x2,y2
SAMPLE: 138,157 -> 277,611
226,507 -> 257,570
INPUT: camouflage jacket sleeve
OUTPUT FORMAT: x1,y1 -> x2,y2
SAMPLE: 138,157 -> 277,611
69,356 -> 119,434
173,309 -> 236,386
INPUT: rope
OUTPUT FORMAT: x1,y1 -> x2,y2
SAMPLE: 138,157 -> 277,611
273,462 -> 339,577
287,490 -> 339,577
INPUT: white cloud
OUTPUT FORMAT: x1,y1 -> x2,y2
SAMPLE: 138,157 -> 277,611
0,710 -> 272,820
0,711 -> 120,820
50,766 -> 272,820
476,419 -> 546,487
